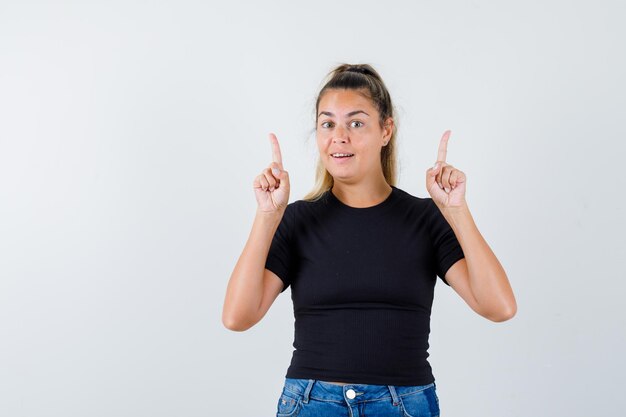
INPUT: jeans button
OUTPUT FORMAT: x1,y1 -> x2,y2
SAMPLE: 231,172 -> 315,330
346,388 -> 356,399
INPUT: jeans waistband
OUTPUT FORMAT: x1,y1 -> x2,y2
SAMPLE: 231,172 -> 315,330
282,378 -> 435,406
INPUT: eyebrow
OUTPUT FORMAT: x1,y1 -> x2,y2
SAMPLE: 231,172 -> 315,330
318,110 -> 370,118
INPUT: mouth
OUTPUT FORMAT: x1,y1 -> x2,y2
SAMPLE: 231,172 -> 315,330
330,153 -> 355,159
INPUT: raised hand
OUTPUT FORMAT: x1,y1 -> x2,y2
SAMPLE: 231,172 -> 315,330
426,130 -> 467,209
253,133 -> 290,213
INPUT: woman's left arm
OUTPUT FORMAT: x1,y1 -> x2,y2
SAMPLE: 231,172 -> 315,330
441,202 -> 517,322
426,130 -> 517,322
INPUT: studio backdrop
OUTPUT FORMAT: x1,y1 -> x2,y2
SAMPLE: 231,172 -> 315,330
0,1 -> 624,416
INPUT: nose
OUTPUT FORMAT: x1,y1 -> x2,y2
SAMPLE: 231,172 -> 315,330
333,126 -> 348,143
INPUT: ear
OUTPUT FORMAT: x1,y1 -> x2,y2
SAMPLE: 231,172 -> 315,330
382,117 -> 394,144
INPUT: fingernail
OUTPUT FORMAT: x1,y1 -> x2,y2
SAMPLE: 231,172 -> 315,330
433,162 -> 438,170
272,168 -> 280,176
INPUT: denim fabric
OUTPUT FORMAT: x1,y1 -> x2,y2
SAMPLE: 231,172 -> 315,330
276,378 -> 440,417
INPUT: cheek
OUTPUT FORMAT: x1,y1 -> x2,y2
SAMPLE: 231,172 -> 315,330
316,136 -> 331,151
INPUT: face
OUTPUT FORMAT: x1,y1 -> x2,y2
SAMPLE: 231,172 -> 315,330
316,89 -> 392,184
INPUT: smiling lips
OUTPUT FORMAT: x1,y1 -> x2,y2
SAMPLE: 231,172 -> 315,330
331,152 -> 354,160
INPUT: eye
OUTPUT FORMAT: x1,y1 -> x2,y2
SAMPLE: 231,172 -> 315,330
350,120 -> 364,128
320,121 -> 333,128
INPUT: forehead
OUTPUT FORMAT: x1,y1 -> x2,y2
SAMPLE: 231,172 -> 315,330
318,89 -> 375,112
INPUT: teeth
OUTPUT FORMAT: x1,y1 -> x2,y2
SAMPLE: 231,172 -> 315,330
331,153 -> 354,157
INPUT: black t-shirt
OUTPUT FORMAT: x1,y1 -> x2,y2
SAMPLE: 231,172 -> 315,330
264,185 -> 465,386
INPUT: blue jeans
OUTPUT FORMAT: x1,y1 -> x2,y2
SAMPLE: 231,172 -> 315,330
276,378 -> 440,417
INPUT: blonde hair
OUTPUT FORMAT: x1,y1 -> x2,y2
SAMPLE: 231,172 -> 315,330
302,63 -> 399,202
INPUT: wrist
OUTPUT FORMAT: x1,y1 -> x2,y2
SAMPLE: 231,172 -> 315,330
255,207 -> 285,222
441,202 -> 474,231
441,200 -> 469,215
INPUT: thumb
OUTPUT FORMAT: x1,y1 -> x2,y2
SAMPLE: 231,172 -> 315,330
278,169 -> 289,189
427,162 -> 440,190
272,165 -> 290,187
427,162 -> 439,183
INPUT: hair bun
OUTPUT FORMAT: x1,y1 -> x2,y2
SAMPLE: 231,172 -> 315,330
346,65 -> 370,75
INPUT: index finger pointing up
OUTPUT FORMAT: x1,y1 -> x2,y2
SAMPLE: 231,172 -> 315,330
437,130 -> 451,163
269,132 -> 283,168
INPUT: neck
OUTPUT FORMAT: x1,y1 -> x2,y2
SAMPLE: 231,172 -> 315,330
331,177 -> 392,208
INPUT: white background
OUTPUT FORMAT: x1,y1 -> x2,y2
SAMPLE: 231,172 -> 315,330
1,1 -> 624,416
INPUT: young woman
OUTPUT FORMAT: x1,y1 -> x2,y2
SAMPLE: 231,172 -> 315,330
222,63 -> 517,417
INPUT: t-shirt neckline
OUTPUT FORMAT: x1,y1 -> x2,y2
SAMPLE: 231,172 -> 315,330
326,185 -> 397,213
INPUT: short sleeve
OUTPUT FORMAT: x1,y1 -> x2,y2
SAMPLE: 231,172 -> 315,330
264,204 -> 296,293
428,199 -> 465,286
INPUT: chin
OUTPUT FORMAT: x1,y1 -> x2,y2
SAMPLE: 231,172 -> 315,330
324,162 -> 359,181
327,170 -> 349,180
330,175 -> 358,185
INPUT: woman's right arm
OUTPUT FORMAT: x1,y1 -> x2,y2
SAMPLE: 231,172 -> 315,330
222,133 -> 290,331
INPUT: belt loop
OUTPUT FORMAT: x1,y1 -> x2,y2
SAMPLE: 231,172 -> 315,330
387,385 -> 400,406
302,379 -> 315,403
